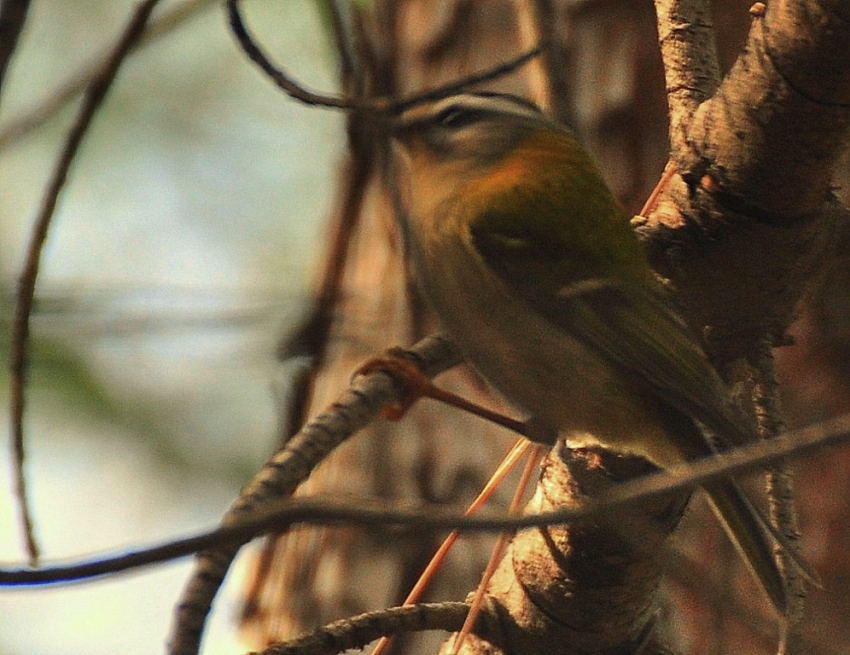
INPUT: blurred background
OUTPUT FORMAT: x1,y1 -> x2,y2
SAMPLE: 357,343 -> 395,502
2,1 -> 850,655
0,1 -> 344,653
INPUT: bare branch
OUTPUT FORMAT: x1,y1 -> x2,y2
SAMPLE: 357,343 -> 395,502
227,0 -> 542,113
226,0 -> 351,109
254,602 -> 471,655
3,404 -> 848,589
685,0 -> 850,214
653,0 -> 721,162
325,0 -> 361,95
166,334 -> 463,655
393,46 -> 544,112
750,340 -> 807,653
8,0 -> 163,568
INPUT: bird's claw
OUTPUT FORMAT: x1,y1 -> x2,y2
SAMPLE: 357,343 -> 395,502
353,347 -> 435,421
354,347 -> 529,436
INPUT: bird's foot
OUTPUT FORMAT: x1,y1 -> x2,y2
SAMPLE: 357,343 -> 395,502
353,347 -> 437,420
354,347 -> 526,435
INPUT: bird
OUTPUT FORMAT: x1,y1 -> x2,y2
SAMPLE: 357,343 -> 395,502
386,91 -> 811,616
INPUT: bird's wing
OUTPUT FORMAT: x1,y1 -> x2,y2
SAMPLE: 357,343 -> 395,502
550,280 -> 753,448
470,211 -> 754,447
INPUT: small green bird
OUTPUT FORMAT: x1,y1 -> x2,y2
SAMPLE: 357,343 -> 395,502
389,92 -> 806,615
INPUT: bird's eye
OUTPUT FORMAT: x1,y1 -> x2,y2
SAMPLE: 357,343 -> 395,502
433,105 -> 486,130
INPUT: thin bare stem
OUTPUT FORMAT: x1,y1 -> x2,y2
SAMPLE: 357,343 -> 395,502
371,438 -> 531,655
8,0 -> 163,567
228,0 -> 542,113
393,46 -> 543,112
327,0 -> 360,92
227,0 -> 351,108
448,444 -> 543,655
750,340 -> 806,654
4,407 -> 849,589
638,161 -> 677,219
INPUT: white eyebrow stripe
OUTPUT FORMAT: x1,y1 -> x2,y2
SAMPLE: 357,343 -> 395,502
397,93 -> 545,128
430,93 -> 543,121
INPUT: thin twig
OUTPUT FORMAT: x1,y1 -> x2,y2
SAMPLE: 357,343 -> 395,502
166,334 -> 464,655
448,444 -> 542,655
227,0 -> 350,109
751,339 -> 807,654
8,0 -> 163,567
638,160 -> 677,219
0,0 -> 216,149
371,438 -> 532,655
0,0 -> 31,102
393,46 -> 544,112
327,0 -> 360,92
228,0 -> 542,113
4,405 -> 849,589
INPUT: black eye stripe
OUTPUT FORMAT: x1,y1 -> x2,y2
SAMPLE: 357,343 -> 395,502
433,105 -> 490,129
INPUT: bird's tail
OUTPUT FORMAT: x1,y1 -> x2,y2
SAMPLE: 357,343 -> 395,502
702,479 -> 789,615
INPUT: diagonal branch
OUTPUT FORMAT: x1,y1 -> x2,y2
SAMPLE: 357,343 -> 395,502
3,396 -> 848,589
253,602 -> 472,655
166,334 -> 463,655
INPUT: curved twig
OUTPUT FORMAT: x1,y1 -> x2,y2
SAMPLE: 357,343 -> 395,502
226,0 -> 350,108
227,0 -> 542,113
8,0 -> 162,568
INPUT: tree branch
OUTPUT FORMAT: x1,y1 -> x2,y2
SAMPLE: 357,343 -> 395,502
227,0 -> 542,113
640,0 -> 850,361
4,403 -> 848,589
653,0 -> 721,163
166,334 -> 463,655
254,602 -> 472,655
7,0 -> 163,568
750,339 -> 807,653
685,0 -> 850,215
